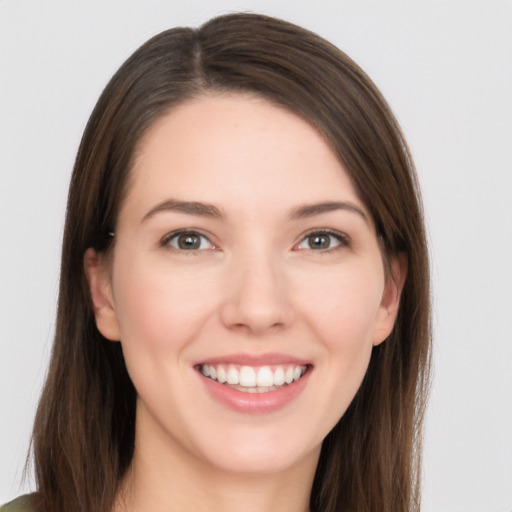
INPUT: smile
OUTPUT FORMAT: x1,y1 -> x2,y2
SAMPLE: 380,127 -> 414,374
199,364 -> 308,393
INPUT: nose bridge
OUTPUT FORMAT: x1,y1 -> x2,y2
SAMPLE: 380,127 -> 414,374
220,243 -> 294,334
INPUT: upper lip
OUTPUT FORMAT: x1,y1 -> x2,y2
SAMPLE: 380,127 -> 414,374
194,352 -> 312,367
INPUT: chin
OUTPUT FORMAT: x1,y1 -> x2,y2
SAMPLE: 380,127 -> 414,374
189,423 -> 322,477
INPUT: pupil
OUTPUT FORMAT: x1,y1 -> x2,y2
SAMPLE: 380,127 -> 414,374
309,234 -> 329,249
178,234 -> 200,250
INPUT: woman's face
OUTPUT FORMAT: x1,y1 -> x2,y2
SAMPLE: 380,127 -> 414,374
87,93 -> 403,477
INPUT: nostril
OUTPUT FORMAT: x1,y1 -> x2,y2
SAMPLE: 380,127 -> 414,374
219,296 -> 294,335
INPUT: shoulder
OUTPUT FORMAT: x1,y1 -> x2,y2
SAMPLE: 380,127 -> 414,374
0,494 -> 38,512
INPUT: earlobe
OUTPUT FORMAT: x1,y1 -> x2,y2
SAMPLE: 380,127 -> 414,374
373,253 -> 408,346
84,248 -> 121,341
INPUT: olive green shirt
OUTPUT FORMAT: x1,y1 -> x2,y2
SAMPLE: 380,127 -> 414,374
0,494 -> 37,512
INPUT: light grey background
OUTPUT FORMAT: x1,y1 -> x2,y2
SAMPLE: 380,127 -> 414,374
1,1 -> 511,511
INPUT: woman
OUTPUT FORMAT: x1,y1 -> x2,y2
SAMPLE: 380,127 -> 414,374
2,12 -> 431,512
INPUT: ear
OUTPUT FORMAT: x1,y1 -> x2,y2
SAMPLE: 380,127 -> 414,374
84,248 -> 121,341
373,253 -> 408,346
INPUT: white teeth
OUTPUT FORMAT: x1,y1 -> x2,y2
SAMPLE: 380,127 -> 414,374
274,367 -> 285,386
239,366 -> 257,387
235,385 -> 278,393
226,366 -> 239,385
200,363 -> 308,391
256,366 -> 274,387
217,366 -> 227,384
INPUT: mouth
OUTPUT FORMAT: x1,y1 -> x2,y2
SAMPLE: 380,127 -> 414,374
194,354 -> 313,413
196,363 -> 309,394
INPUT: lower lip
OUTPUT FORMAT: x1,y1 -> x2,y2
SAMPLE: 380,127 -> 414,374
198,368 -> 311,414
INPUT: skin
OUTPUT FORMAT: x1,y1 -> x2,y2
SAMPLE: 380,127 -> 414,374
85,93 -> 405,512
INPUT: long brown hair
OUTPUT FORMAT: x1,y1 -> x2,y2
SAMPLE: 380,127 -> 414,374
31,13 -> 431,512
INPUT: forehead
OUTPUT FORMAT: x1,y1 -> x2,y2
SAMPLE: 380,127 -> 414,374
122,93 -> 364,220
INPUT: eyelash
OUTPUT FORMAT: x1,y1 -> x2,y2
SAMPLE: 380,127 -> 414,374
295,229 -> 351,253
160,230 -> 216,253
160,229 -> 350,253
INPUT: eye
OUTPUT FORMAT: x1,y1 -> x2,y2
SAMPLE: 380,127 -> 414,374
162,231 -> 216,251
296,230 -> 349,251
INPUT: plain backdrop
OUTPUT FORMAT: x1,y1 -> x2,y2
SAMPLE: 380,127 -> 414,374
1,1 -> 511,511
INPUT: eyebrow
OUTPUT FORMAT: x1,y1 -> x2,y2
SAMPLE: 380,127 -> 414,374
141,199 -> 368,224
141,199 -> 225,222
289,201 -> 369,223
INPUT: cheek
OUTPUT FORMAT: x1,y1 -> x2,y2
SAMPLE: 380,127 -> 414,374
298,263 -> 384,347
109,256 -> 224,427
110,255 -> 219,364
295,264 -> 384,413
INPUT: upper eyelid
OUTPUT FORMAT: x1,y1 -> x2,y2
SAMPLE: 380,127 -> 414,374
161,228 -> 213,239
294,229 -> 351,251
160,229 -> 216,247
159,227 -> 350,248
297,228 -> 350,242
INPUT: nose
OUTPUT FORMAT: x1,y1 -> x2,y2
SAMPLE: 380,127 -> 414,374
220,251 -> 295,336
